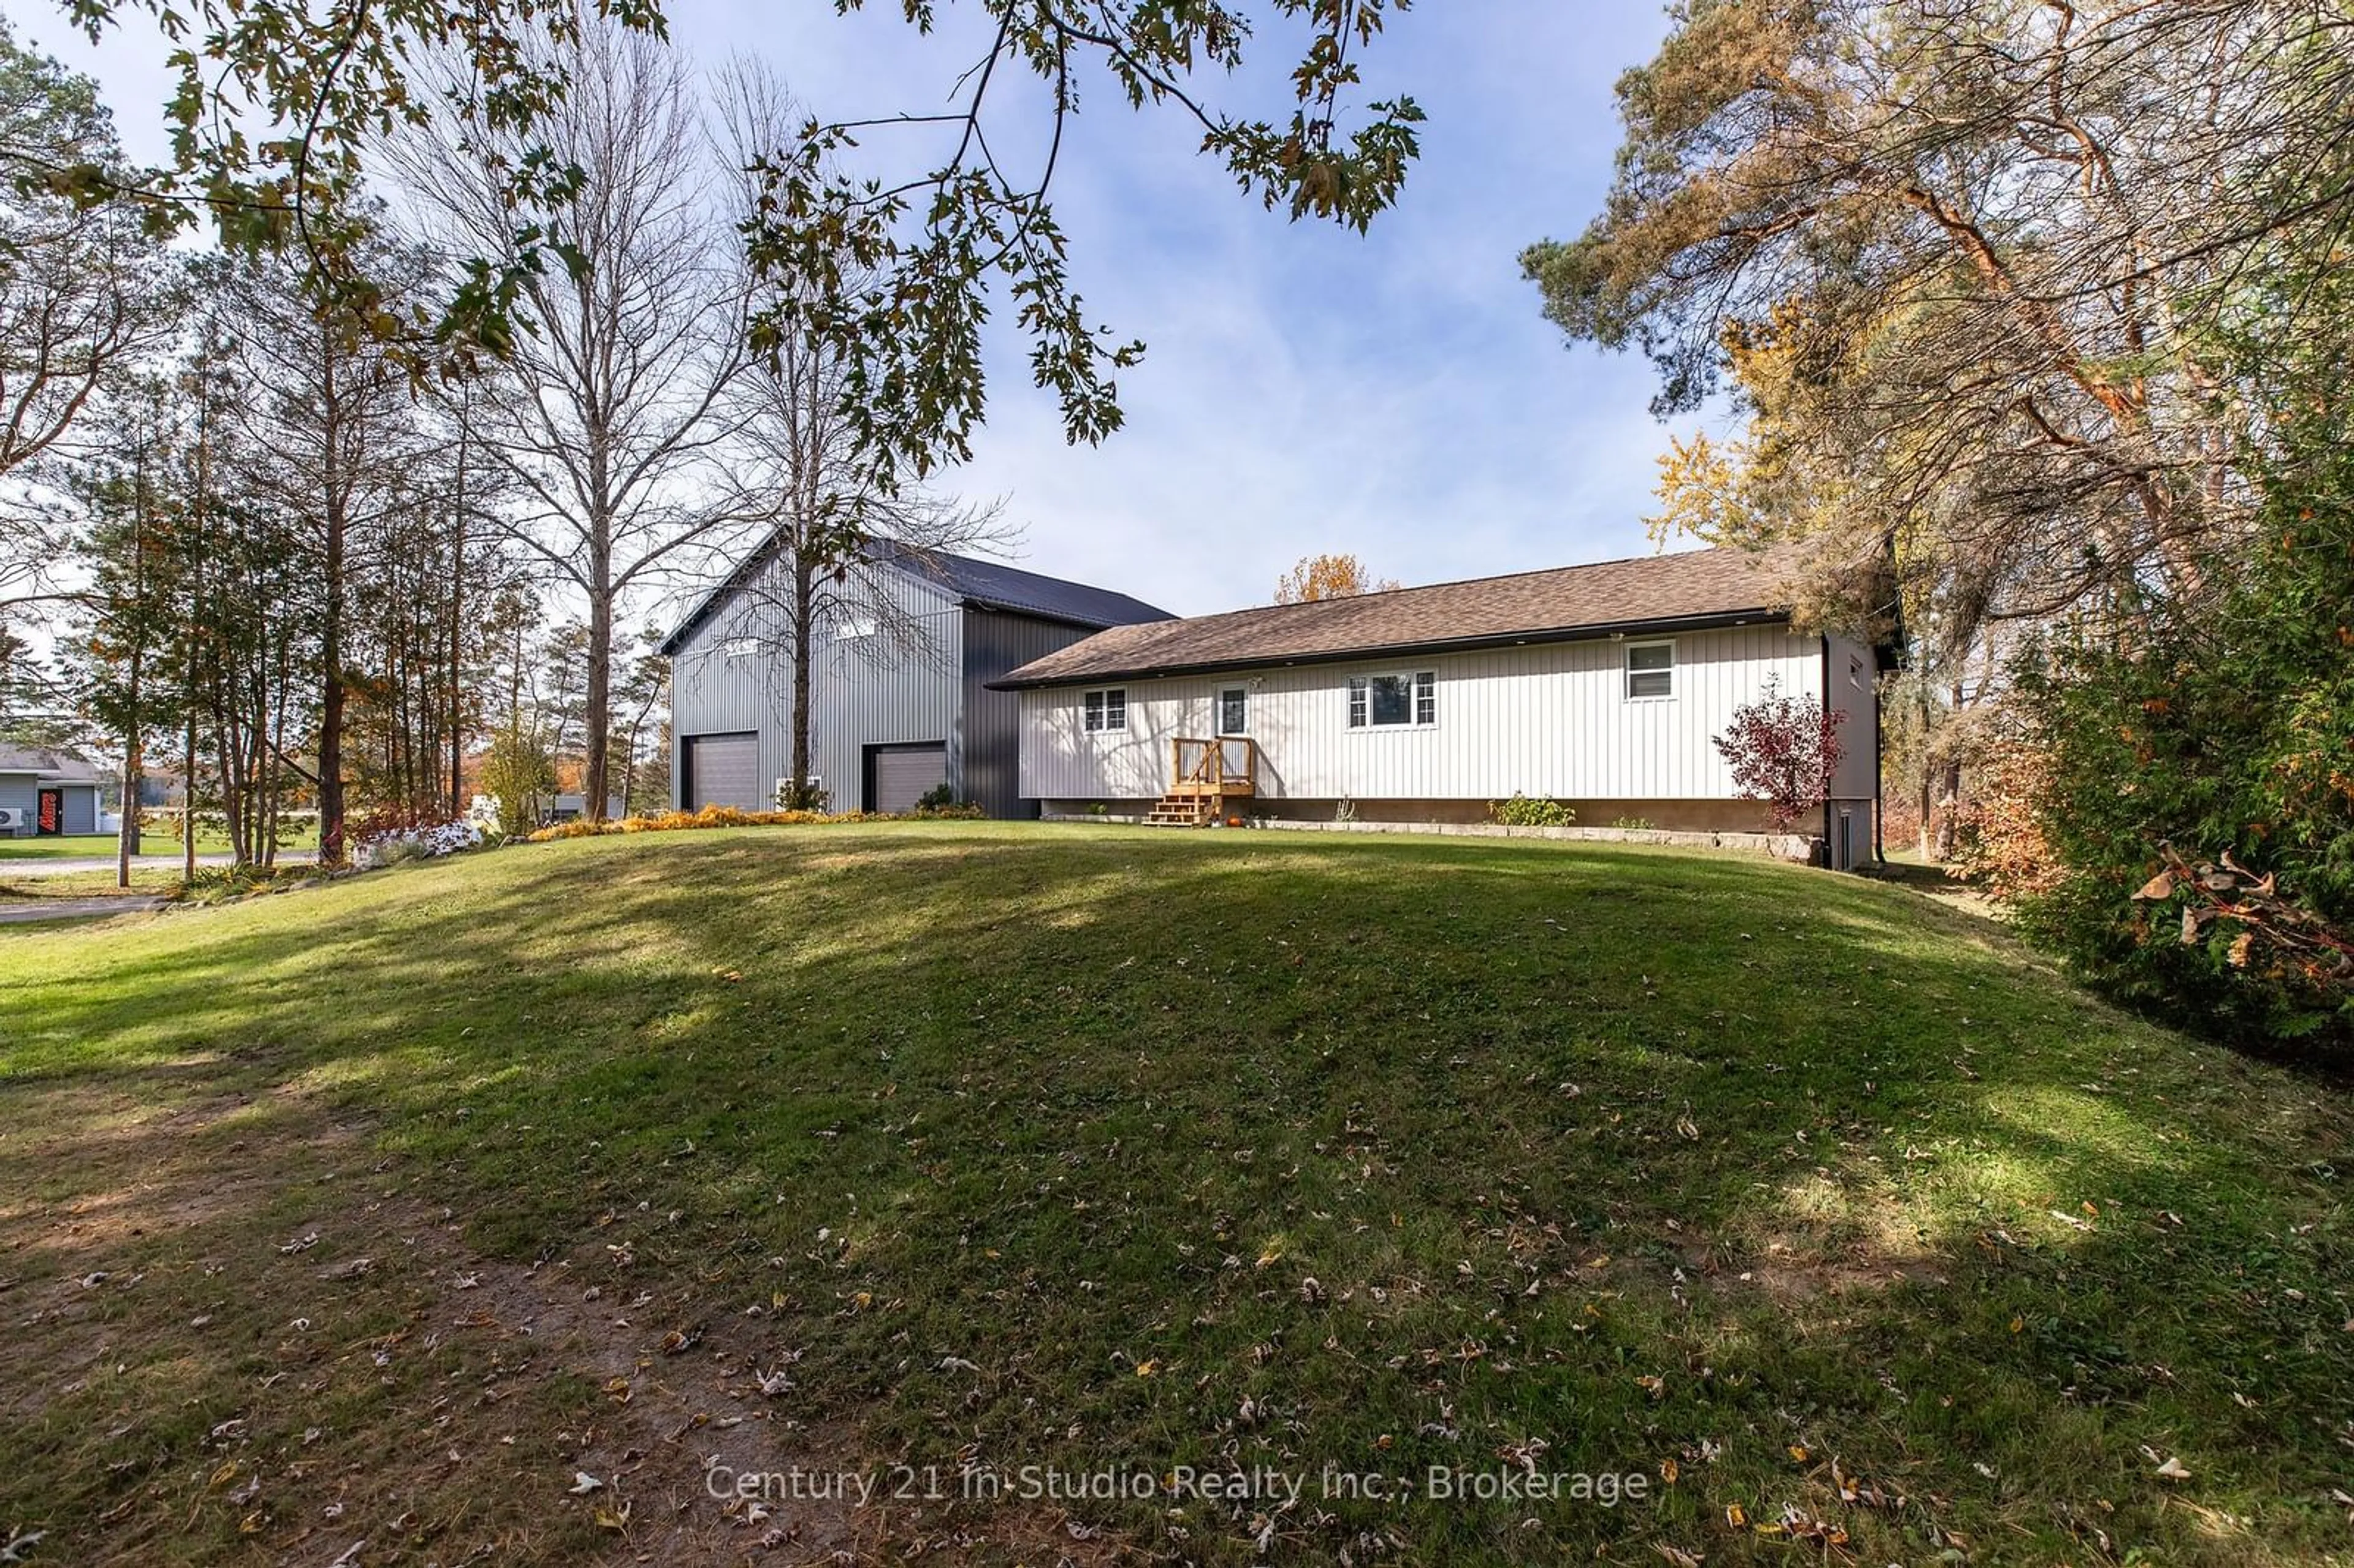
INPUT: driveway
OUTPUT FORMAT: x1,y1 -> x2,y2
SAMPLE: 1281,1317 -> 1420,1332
0,895 -> 168,924
0,852 -> 311,879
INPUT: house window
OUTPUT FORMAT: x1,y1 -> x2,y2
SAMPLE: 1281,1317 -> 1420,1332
1626,641 -> 1674,699
722,637 -> 759,658
1849,654 -> 1866,690
834,617 -> 877,642
1347,671 -> 1436,728
1219,687 -> 1249,735
1084,688 -> 1127,733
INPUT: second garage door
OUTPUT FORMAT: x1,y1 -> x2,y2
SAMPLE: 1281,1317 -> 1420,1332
684,733 -> 761,810
867,742 -> 948,812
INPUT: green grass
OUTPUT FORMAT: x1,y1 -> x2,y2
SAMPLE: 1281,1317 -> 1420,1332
0,827 -> 240,859
1,823 -> 2348,1565
0,832 -> 122,859
0,867 -> 188,898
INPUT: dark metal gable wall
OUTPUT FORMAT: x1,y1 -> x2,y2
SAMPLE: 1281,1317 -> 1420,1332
960,609 -> 1104,818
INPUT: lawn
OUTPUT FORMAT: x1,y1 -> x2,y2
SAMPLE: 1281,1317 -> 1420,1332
0,826 -> 240,859
1,824 -> 2347,1566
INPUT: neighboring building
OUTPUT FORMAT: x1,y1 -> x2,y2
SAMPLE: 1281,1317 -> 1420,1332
993,544 -> 1893,869
547,793 -> 627,824
0,746 -> 104,837
661,545 -> 1171,817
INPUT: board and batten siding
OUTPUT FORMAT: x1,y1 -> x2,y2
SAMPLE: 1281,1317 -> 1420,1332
960,609 -> 1103,818
670,569 -> 964,812
1018,625 -> 1843,804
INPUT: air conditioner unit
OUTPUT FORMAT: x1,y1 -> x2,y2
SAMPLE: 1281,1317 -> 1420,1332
0,808 -> 21,830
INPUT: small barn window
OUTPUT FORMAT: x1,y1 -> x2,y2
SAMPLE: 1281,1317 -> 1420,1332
834,617 -> 878,642
1626,641 -> 1674,699
1084,688 -> 1127,732
1219,687 -> 1249,734
1347,672 -> 1436,728
722,637 -> 759,658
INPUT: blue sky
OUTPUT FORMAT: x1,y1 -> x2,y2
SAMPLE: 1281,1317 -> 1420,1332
33,0 -> 1686,619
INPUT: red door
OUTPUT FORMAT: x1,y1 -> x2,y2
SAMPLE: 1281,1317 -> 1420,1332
36,788 -> 61,835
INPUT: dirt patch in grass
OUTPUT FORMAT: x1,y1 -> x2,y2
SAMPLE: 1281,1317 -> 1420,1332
0,1070 -> 1143,1565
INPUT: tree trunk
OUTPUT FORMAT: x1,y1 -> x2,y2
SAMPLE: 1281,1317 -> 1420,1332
118,720 -> 142,889
118,452 -> 147,886
790,554 -> 815,808
183,707 -> 199,882
1915,683 -> 1935,861
318,344 -> 347,867
585,558 -> 612,824
448,402 -> 468,819
1932,679 -> 1965,862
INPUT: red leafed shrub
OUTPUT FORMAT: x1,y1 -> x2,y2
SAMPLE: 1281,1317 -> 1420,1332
1713,679 -> 1845,831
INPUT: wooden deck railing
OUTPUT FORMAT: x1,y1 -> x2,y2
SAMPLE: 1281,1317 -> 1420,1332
1169,736 -> 1257,797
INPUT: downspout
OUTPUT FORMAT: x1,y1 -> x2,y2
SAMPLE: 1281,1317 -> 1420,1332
1820,634 -> 1835,869
1873,676 -> 1886,864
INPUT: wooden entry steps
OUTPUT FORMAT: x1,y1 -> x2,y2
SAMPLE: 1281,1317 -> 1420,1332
1143,793 -> 1217,828
1141,737 -> 1260,828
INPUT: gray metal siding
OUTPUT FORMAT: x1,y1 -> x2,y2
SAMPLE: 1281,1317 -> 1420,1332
669,566 -> 963,815
960,610 -> 1107,818
58,785 -> 96,834
0,777 -> 34,836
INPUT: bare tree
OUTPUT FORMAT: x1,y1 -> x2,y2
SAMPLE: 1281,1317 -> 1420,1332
0,21 -> 175,704
703,64 -> 1011,809
389,9 -> 748,822
0,23 -> 173,482
214,242 -> 435,863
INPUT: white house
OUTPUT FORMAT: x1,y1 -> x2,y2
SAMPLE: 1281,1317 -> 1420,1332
992,544 -> 1890,869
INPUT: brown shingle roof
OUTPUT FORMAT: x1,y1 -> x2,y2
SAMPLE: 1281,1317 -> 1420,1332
993,543 -> 1808,688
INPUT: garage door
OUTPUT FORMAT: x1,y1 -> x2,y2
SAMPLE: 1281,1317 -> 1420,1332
869,742 -> 948,812
685,733 -> 761,810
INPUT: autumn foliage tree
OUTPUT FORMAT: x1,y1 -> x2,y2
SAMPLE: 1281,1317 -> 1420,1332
1713,679 -> 1844,832
1527,0 -> 2354,649
1273,554 -> 1400,604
